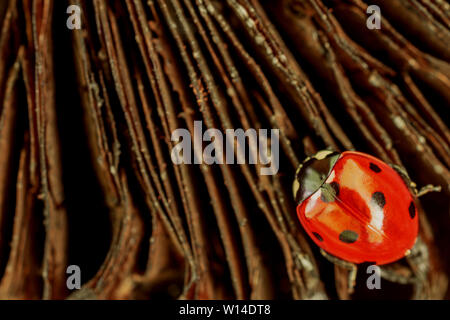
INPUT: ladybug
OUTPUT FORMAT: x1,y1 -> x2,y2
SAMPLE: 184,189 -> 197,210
292,150 -> 440,290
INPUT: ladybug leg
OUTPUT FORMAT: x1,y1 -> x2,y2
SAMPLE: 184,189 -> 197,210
379,265 -> 416,285
405,237 -> 430,298
390,164 -> 441,197
320,249 -> 357,292
416,184 -> 441,197
379,237 -> 430,298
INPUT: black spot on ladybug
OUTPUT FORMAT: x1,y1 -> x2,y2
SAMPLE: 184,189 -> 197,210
320,182 -> 340,202
339,230 -> 359,243
371,191 -> 386,208
369,163 -> 381,173
312,232 -> 323,241
409,201 -> 416,219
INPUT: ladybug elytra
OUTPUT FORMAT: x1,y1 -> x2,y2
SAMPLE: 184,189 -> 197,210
293,150 -> 420,266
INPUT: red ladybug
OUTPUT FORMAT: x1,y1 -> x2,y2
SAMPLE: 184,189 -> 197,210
293,150 -> 426,267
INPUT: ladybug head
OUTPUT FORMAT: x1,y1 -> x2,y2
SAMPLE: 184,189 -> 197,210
293,150 -> 340,204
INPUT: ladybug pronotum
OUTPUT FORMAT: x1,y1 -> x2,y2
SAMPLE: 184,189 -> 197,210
292,150 -> 440,290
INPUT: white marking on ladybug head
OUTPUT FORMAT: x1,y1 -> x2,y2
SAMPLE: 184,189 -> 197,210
293,179 -> 300,199
295,163 -> 303,175
314,150 -> 334,160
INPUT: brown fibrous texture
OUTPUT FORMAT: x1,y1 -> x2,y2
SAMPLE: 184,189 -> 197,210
0,0 -> 449,300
